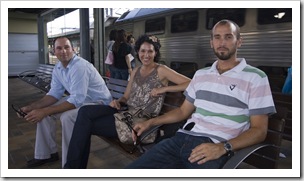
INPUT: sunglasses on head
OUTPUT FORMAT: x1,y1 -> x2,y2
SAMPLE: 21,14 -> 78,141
11,104 -> 27,118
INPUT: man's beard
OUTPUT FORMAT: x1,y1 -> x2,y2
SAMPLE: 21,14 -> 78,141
213,47 -> 236,61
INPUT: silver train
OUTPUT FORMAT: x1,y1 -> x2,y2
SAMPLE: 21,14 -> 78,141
104,8 -> 292,70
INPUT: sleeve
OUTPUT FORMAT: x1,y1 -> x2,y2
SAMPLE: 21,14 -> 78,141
183,72 -> 197,104
248,74 -> 276,116
47,68 -> 65,100
122,43 -> 132,56
65,63 -> 90,108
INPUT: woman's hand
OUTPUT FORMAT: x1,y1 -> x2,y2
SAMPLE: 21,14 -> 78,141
150,87 -> 166,97
128,68 -> 132,74
109,100 -> 121,110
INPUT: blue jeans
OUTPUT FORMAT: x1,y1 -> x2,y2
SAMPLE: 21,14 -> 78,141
125,132 -> 230,169
110,66 -> 129,80
64,105 -> 118,169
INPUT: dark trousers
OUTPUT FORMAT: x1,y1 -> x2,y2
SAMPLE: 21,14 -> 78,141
126,132 -> 230,169
64,105 -> 118,169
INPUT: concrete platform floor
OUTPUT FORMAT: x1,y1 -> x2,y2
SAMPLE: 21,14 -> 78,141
6,78 -> 292,170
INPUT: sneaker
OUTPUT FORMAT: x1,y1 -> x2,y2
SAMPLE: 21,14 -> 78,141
27,152 -> 59,168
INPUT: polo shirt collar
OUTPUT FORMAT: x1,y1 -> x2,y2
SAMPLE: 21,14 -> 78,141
209,58 -> 247,74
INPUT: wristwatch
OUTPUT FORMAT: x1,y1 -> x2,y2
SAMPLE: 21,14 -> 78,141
223,141 -> 233,156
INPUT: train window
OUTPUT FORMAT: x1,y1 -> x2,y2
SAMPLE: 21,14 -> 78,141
206,9 -> 246,30
257,8 -> 292,24
145,17 -> 166,35
171,11 -> 198,33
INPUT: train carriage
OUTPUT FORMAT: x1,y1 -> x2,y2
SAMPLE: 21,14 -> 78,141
105,8 -> 292,72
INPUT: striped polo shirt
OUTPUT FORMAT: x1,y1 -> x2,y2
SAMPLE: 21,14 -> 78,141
179,58 -> 276,143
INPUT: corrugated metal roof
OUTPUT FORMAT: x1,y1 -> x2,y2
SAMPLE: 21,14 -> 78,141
8,8 -> 78,19
116,8 -> 174,22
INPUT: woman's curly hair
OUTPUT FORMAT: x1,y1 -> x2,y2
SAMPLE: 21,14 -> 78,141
134,34 -> 161,63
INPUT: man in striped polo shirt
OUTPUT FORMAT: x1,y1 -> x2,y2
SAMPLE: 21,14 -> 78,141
126,19 -> 276,169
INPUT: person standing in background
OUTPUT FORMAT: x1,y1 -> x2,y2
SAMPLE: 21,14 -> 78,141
282,66 -> 292,94
111,29 -> 132,80
105,29 -> 117,77
127,34 -> 136,69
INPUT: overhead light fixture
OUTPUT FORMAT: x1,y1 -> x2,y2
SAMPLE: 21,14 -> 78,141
274,12 -> 285,19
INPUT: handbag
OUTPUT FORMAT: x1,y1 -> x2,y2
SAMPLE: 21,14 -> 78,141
105,51 -> 114,65
114,108 -> 158,144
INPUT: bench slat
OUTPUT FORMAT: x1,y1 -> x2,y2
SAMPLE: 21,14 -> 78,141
102,77 -> 289,169
18,64 -> 55,92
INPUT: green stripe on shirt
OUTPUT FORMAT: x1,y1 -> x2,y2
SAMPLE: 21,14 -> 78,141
243,66 -> 267,78
196,107 -> 249,123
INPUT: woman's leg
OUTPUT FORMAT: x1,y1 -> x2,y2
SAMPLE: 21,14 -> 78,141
64,105 -> 117,168
91,114 -> 118,137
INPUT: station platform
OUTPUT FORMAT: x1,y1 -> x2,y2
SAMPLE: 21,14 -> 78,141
7,78 -> 292,169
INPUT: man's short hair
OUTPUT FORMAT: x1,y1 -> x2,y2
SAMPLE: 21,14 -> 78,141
211,19 -> 241,40
52,36 -> 74,49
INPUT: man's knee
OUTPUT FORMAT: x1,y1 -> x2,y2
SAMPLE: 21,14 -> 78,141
60,109 -> 78,125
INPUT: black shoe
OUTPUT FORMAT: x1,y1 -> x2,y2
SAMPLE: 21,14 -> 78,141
27,152 -> 59,168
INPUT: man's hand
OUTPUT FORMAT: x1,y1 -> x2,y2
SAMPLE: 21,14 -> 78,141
132,119 -> 152,142
14,105 -> 32,118
188,143 -> 226,165
24,108 -> 48,124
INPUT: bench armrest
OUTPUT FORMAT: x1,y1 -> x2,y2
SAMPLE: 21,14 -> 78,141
138,125 -> 161,143
221,142 -> 272,169
135,125 -> 161,153
18,70 -> 38,78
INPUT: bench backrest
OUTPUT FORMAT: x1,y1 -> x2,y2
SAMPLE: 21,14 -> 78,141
18,64 -> 55,92
272,91 -> 292,141
242,106 -> 287,168
257,65 -> 288,92
106,77 -> 128,100
104,77 -> 186,143
170,61 -> 198,78
104,77 -> 185,113
104,77 -> 289,168
36,64 -> 54,80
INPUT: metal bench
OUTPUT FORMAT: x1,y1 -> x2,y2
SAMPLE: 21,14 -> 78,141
222,106 -> 288,168
18,64 -> 54,92
272,91 -> 292,141
102,77 -> 289,169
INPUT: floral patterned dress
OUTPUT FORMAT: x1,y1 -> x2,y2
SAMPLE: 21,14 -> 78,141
127,64 -> 166,115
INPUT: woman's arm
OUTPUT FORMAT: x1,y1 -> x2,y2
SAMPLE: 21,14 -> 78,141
151,65 -> 191,96
125,54 -> 132,74
110,66 -> 139,109
133,99 -> 195,137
